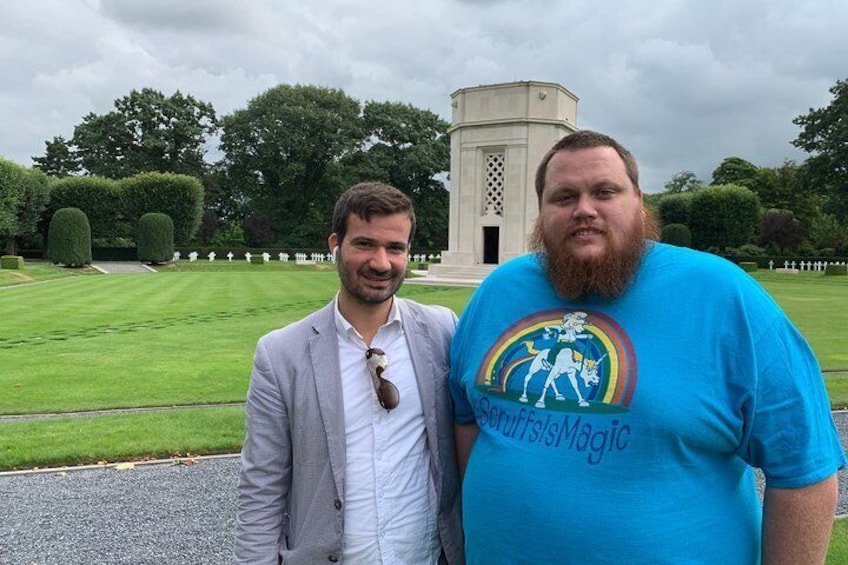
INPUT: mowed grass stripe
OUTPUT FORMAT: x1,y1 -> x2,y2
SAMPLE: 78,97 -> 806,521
0,270 -> 339,341
0,406 -> 245,471
753,271 -> 848,371
1,288 -> 340,415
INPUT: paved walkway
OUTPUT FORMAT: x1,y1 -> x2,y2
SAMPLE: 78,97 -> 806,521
0,412 -> 845,564
92,262 -> 155,274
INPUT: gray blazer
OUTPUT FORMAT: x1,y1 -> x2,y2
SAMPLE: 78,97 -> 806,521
235,299 -> 464,564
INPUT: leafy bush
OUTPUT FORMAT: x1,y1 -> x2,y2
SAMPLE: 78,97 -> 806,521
137,213 -> 174,264
48,176 -> 126,244
824,263 -> 847,276
122,172 -> 203,244
725,244 -> 767,257
689,184 -> 761,250
660,223 -> 691,247
738,261 -> 758,273
0,255 -> 24,269
657,193 -> 693,226
757,209 -> 805,254
48,208 -> 91,267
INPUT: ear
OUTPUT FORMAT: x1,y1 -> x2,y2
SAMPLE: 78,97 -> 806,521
328,233 -> 338,253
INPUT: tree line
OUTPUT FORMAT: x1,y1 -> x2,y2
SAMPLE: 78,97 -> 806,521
3,78 -> 848,258
2,83 -> 450,255
647,78 -> 848,257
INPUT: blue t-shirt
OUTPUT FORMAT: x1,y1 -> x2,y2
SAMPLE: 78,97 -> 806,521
449,243 -> 845,564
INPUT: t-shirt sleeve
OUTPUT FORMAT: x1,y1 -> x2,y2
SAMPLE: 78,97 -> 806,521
739,314 -> 846,488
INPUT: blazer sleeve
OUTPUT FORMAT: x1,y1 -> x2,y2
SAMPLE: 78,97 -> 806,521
234,334 -> 292,564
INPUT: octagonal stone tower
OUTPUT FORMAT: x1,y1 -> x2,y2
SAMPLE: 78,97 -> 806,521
427,80 -> 578,282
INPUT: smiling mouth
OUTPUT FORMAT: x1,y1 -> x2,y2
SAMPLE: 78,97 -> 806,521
361,270 -> 394,282
571,227 -> 604,237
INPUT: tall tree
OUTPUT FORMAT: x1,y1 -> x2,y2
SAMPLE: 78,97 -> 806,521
751,161 -> 820,229
219,84 -> 363,246
63,88 -> 217,179
663,170 -> 703,193
0,159 -> 50,254
793,78 -> 848,221
710,157 -> 759,188
347,101 -> 451,250
32,136 -> 81,177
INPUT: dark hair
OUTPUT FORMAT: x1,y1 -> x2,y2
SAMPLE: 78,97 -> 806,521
534,130 -> 640,206
331,182 -> 416,244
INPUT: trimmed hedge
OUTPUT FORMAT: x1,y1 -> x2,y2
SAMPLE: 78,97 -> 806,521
48,207 -> 91,267
137,213 -> 174,264
122,173 -> 203,244
661,223 -> 691,248
738,261 -> 758,273
0,255 -> 24,269
824,264 -> 847,276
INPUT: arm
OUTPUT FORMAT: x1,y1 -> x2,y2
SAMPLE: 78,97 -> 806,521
761,474 -> 839,565
454,422 -> 480,481
235,338 -> 292,565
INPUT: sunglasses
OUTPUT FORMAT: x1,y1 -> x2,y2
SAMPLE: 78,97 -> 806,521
364,347 -> 400,411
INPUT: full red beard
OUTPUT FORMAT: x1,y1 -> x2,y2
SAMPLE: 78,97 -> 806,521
528,207 -> 658,301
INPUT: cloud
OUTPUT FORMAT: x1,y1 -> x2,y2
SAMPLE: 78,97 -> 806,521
2,0 -> 847,194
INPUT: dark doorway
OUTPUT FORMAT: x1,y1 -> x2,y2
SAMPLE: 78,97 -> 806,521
483,226 -> 499,264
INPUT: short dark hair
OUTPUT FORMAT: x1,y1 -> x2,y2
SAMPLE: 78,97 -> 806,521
331,182 -> 416,244
534,130 -> 640,206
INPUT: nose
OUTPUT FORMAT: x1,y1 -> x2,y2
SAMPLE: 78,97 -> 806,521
369,246 -> 392,271
572,193 -> 597,219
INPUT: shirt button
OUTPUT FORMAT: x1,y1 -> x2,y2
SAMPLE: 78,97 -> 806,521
334,499 -> 342,510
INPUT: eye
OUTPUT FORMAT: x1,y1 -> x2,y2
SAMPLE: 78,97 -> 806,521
550,192 -> 576,204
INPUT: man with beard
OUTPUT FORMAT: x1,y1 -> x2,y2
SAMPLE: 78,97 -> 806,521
236,182 -> 464,564
449,131 -> 845,564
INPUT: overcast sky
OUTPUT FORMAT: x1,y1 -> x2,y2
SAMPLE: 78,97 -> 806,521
3,0 -> 846,193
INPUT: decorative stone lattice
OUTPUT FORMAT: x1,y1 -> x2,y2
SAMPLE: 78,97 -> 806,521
484,152 -> 505,216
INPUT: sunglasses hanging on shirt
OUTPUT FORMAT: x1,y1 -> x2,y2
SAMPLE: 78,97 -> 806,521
365,347 -> 400,411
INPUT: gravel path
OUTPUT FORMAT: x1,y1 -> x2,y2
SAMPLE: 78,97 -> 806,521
0,412 -> 845,565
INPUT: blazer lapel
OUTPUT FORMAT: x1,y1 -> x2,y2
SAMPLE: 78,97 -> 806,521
309,303 -> 346,498
401,300 -> 443,485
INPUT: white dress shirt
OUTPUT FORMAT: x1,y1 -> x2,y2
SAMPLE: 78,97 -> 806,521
334,297 -> 440,565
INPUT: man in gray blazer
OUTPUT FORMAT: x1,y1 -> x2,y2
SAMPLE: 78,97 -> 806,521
235,182 -> 464,564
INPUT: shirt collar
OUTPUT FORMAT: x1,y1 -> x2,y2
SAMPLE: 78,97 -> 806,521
333,294 -> 403,341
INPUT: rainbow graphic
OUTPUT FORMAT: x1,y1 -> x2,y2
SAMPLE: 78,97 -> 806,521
474,308 -> 637,412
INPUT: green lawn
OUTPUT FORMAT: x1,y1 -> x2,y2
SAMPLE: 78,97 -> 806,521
0,263 -> 845,464
1,262 -> 845,558
828,517 -> 848,564
753,271 -> 848,372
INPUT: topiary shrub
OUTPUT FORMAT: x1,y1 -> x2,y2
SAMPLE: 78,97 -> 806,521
738,261 -> 758,273
661,223 -> 691,248
137,212 -> 174,264
824,263 -> 847,276
48,207 -> 91,267
0,255 -> 24,269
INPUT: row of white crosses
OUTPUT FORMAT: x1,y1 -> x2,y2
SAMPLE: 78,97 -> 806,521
769,260 -> 848,271
173,251 -> 331,263
411,254 -> 441,262
173,251 -> 443,264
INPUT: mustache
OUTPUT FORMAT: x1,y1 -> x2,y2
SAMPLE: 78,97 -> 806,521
359,267 -> 396,280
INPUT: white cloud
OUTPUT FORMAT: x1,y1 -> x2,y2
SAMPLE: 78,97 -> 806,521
1,0 -> 846,192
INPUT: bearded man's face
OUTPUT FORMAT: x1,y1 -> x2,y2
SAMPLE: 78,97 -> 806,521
530,146 -> 656,300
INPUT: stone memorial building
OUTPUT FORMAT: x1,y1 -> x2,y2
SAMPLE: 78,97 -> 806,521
427,81 -> 578,283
